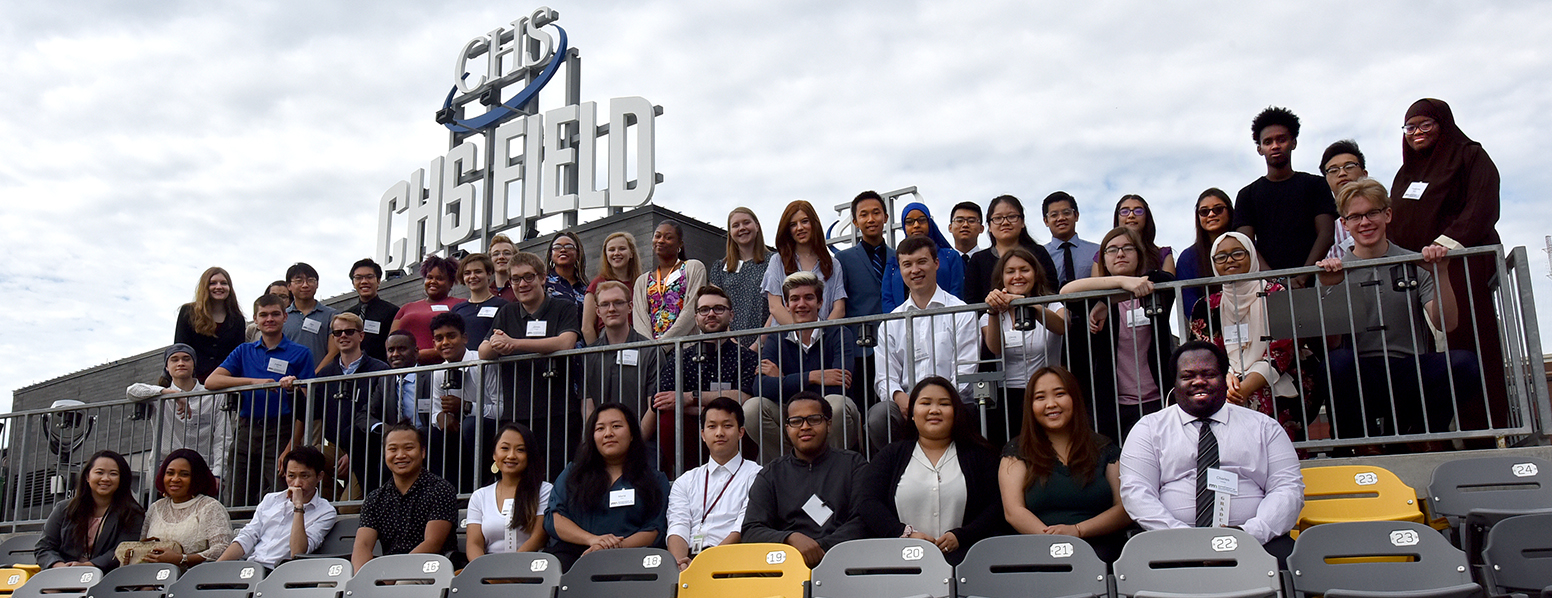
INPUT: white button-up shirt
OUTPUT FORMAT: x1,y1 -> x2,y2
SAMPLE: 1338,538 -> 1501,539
666,454 -> 762,550
874,286 -> 980,402
895,443 -> 966,538
231,488 -> 338,567
1118,402 -> 1304,544
429,349 -> 503,420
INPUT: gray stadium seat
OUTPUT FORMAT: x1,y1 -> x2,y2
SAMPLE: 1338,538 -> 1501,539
1428,456 -> 1552,566
557,548 -> 677,598
955,535 -> 1108,598
1113,528 -> 1278,598
1481,512 -> 1552,598
166,561 -> 264,598
297,517 -> 371,560
85,563 -> 180,598
254,558 -> 350,598
0,535 -> 39,567
1286,521 -> 1480,598
449,552 -> 560,598
11,566 -> 101,598
342,554 -> 452,598
810,538 -> 954,598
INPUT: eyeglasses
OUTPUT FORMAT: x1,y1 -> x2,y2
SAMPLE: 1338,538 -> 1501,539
598,300 -> 629,312
950,217 -> 981,226
1323,162 -> 1363,176
512,272 -> 541,284
1341,208 -> 1386,224
330,328 -> 361,337
551,243 -> 577,252
1196,205 -> 1227,218
1103,244 -> 1138,257
1211,249 -> 1250,264
695,305 -> 731,316
351,274 -> 378,282
289,277 -> 319,285
1118,207 -> 1147,217
1402,119 -> 1438,135
988,214 -> 1023,225
785,414 -> 830,428
1046,209 -> 1076,219
902,217 -> 930,228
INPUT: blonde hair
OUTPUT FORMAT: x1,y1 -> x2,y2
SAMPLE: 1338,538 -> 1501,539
189,266 -> 244,337
1336,178 -> 1389,215
723,207 -> 768,272
332,312 -> 364,330
598,232 -> 642,283
595,280 -> 631,302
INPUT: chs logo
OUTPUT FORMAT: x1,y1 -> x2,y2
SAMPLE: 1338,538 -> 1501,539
440,7 -> 567,133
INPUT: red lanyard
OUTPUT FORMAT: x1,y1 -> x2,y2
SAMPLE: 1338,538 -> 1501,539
700,458 -> 745,527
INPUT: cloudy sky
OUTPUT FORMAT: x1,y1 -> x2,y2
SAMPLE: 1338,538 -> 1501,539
4,1 -> 1551,410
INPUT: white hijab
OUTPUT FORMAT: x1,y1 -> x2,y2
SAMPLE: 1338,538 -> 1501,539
1210,232 -> 1294,397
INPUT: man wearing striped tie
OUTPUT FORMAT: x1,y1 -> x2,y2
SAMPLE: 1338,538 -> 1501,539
1117,340 -> 1303,563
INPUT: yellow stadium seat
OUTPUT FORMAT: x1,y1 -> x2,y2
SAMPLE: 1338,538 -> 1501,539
678,543 -> 809,598
0,568 -> 30,595
1297,465 -> 1426,534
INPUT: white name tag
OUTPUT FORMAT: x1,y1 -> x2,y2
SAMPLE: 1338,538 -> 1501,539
417,397 -> 434,413
301,318 -> 321,334
710,382 -> 733,392
617,349 -> 639,366
1222,322 -> 1250,345
1403,181 -> 1428,200
431,304 -> 450,312
267,357 -> 288,375
478,306 -> 498,318
526,320 -> 548,337
1206,468 -> 1239,495
1002,317 -> 1024,348
1125,307 -> 1149,328
802,494 -> 833,527
609,488 -> 636,508
364,320 -> 382,335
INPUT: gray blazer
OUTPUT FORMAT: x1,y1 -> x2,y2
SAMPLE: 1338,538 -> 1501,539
36,500 -> 145,570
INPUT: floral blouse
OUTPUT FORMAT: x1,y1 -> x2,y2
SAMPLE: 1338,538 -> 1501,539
1188,281 -> 1293,418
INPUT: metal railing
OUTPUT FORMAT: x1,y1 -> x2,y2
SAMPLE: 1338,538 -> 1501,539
1,244 -> 1545,531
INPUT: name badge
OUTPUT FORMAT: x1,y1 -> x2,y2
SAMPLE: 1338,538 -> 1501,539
267,357 -> 288,375
301,318 -> 321,334
609,488 -> 636,508
417,397 -> 433,413
431,304 -> 451,312
1002,317 -> 1025,348
1221,322 -> 1250,345
364,320 -> 382,335
1125,307 -> 1149,328
526,321 -> 548,337
710,382 -> 733,392
690,533 -> 705,554
1403,181 -> 1428,200
617,349 -> 639,366
914,345 -> 929,361
802,494 -> 833,527
478,306 -> 499,318
1206,468 -> 1239,495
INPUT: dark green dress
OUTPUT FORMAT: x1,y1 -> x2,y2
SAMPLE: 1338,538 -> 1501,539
1004,440 -> 1127,562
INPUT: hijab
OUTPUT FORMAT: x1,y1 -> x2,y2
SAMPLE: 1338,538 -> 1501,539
1209,232 -> 1292,396
900,202 -> 953,250
1388,98 -> 1500,250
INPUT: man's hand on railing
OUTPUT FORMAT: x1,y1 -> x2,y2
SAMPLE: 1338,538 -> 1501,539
1420,243 -> 1452,265
1315,257 -> 1346,288
277,375 -> 298,391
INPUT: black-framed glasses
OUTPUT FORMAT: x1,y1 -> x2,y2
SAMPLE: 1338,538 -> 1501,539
902,216 -> 930,228
351,274 -> 378,282
1341,208 -> 1386,224
785,414 -> 829,428
330,328 -> 361,337
1103,244 -> 1139,257
1118,207 -> 1147,217
289,277 -> 319,285
1402,119 -> 1438,135
513,272 -> 541,284
695,305 -> 731,316
1211,249 -> 1250,264
1196,205 -> 1227,218
1323,162 -> 1363,176
551,243 -> 577,252
950,217 -> 981,226
988,214 -> 1023,225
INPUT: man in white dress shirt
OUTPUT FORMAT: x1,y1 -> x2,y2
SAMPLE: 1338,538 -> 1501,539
666,397 -> 762,570
219,446 -> 338,568
867,235 -> 980,452
1119,340 -> 1303,561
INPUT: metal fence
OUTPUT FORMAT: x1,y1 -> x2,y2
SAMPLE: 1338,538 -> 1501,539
2,244 -> 1546,530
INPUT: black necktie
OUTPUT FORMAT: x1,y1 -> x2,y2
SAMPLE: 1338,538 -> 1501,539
870,246 -> 885,280
1061,242 -> 1076,285
1195,417 -> 1220,527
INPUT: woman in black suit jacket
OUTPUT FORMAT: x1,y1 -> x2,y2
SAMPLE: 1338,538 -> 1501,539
36,451 -> 145,570
857,377 -> 1007,564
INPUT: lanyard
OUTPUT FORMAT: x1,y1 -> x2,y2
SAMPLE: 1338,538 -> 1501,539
699,459 -> 745,528
650,261 -> 682,296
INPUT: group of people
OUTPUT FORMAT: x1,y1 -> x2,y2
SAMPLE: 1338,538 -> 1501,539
60,97 -> 1500,573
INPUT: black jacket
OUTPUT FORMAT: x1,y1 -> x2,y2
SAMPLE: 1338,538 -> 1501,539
313,355 -> 395,438
855,439 -> 1008,564
741,448 -> 869,550
36,500 -> 144,570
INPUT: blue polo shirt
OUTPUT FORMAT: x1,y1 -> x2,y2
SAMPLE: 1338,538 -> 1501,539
217,338 -> 315,419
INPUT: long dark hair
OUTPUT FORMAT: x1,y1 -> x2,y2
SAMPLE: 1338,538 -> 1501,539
1015,367 -> 1105,489
565,403 -> 661,516
65,451 -> 143,549
906,377 -> 993,451
991,246 -> 1054,298
986,195 -> 1041,249
154,448 -> 220,499
1192,189 -> 1234,276
491,422 -> 545,534
1112,194 -> 1164,273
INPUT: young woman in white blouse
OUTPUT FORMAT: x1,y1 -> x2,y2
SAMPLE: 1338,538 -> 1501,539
466,423 -> 553,560
138,449 -> 232,570
981,247 -> 1067,448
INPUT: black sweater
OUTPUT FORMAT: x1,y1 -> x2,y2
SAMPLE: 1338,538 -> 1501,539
741,448 -> 869,550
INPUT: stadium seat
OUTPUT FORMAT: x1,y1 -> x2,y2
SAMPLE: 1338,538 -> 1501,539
342,554 -> 452,598
165,561 -> 263,598
297,517 -> 370,560
0,535 -> 39,571
84,563 -> 179,598
0,568 -> 31,596
1428,456 -> 1552,566
255,558 -> 351,598
1113,528 -> 1278,598
448,552 -> 559,598
678,543 -> 808,598
1481,512 -> 1552,598
1297,465 -> 1426,534
11,566 -> 100,598
1286,521 -> 1479,598
809,538 -> 953,598
955,535 -> 1108,598
557,548 -> 677,598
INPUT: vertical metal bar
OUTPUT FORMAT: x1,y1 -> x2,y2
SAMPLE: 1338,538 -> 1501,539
1507,246 -> 1552,437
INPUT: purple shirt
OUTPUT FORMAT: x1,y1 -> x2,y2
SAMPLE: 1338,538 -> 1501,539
1114,299 -> 1161,406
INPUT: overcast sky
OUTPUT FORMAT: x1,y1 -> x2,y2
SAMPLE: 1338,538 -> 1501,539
4,1 -> 1551,410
